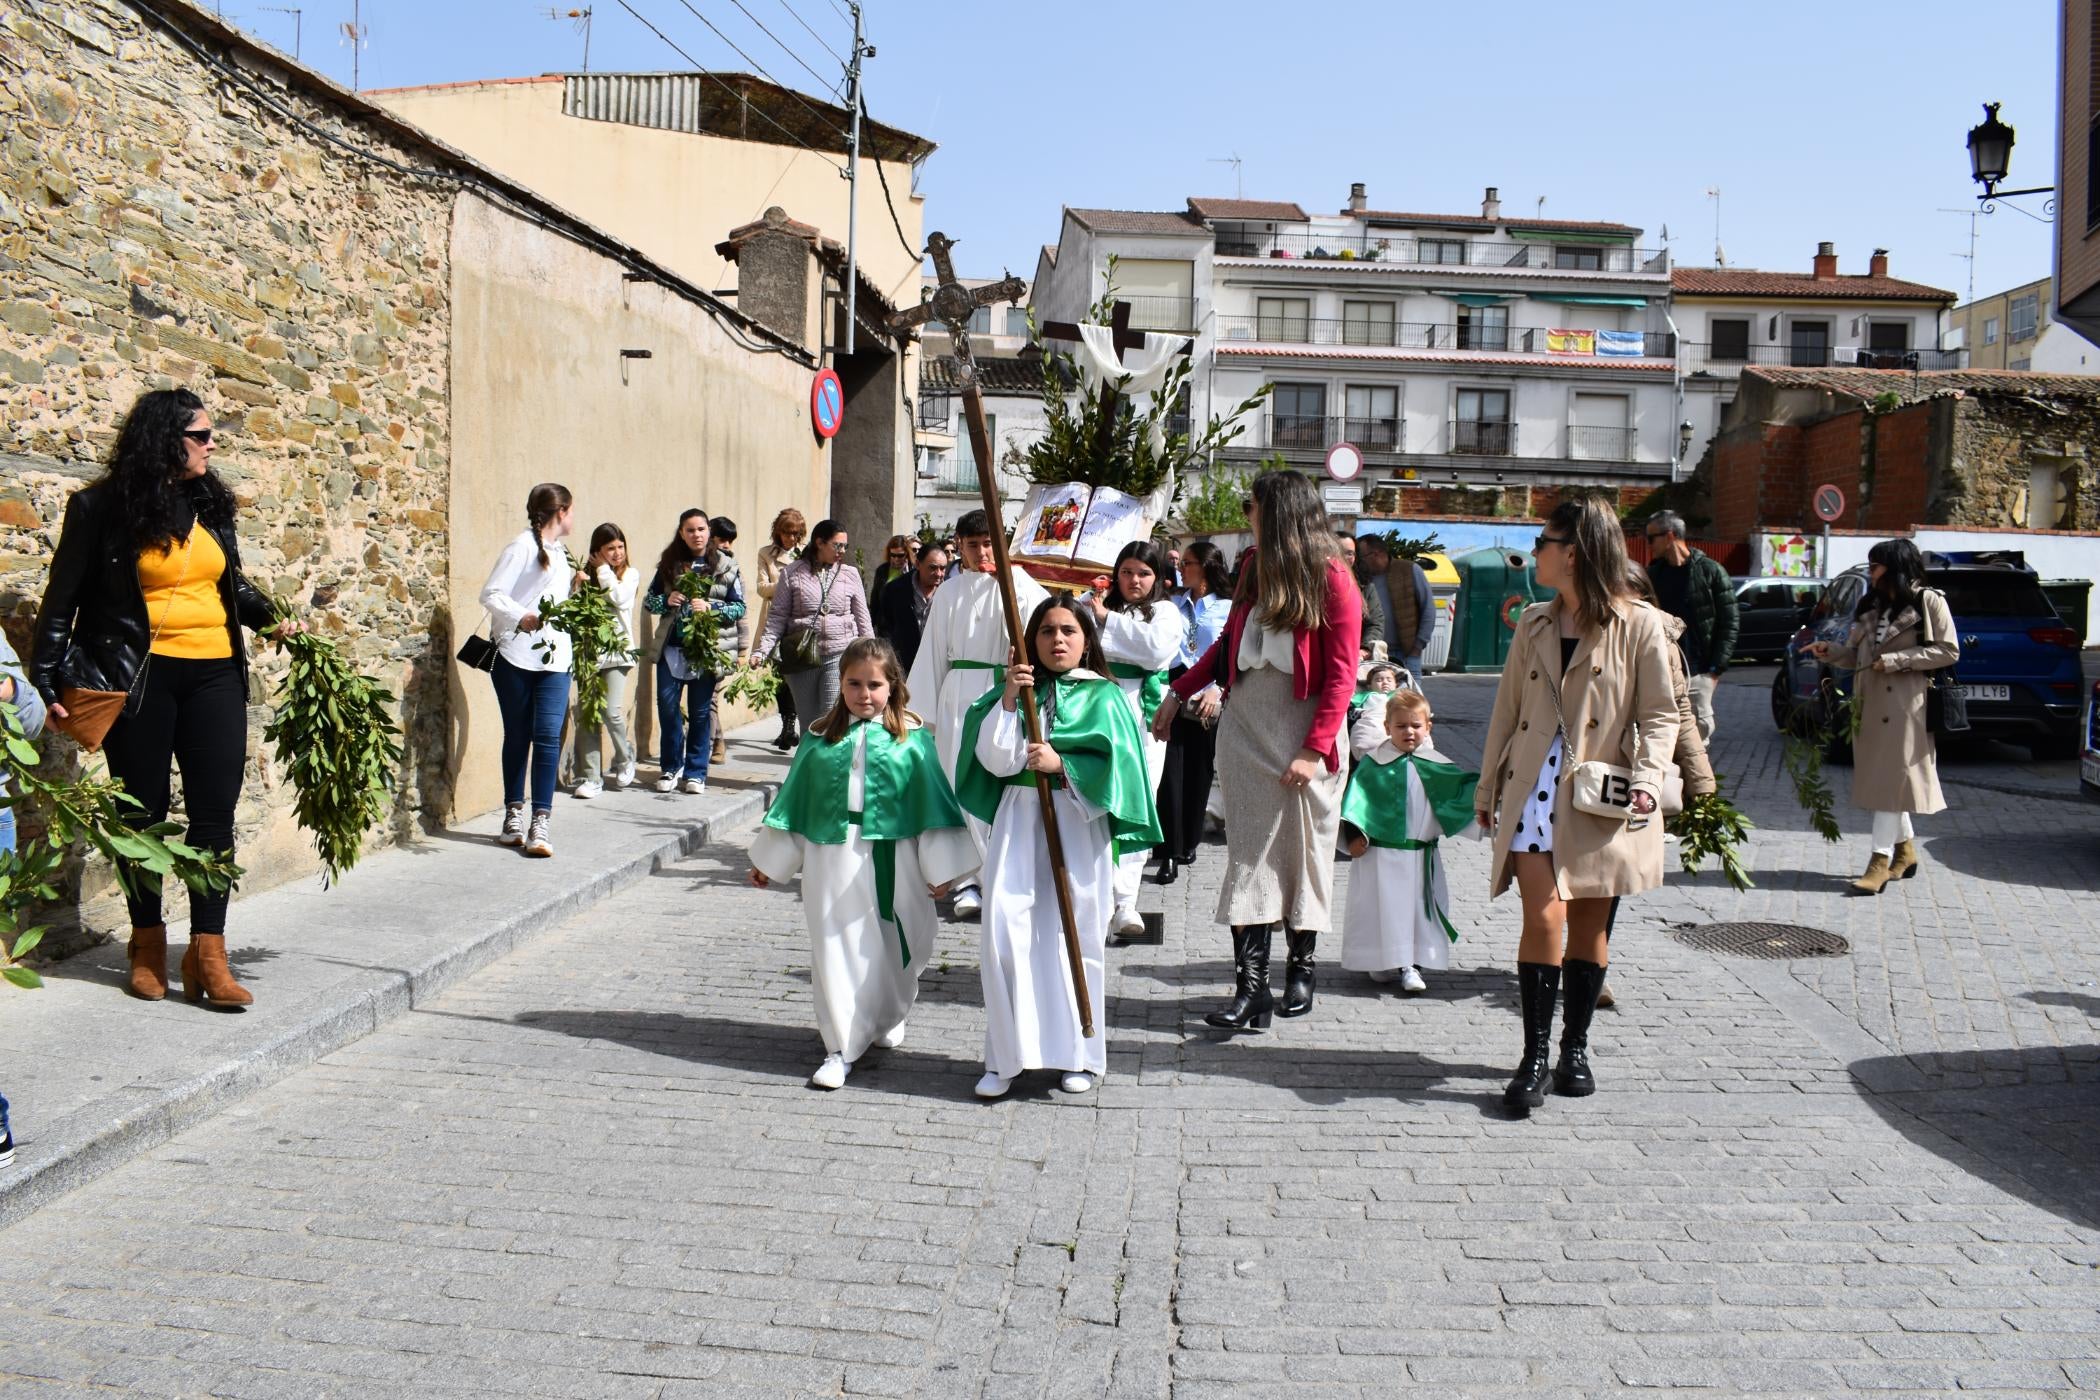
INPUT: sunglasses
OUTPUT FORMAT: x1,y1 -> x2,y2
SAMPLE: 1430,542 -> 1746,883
1240,497 -> 1254,515
1643,531 -> 1668,542
183,429 -> 214,444
1535,533 -> 1571,551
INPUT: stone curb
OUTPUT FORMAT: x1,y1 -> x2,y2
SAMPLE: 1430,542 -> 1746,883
0,781 -> 780,1230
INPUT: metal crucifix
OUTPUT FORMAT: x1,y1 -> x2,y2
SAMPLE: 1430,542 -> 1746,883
1040,302 -> 1195,466
889,234 -> 1096,1039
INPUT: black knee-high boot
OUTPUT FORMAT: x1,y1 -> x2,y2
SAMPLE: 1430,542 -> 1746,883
1503,962 -> 1562,1113
1555,959 -> 1605,1096
1279,929 -> 1318,1018
1205,925 -> 1274,1030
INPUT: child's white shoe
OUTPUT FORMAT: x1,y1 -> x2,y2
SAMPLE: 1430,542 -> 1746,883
1058,1072 -> 1095,1094
1366,967 -> 1399,984
973,1071 -> 1013,1099
1111,903 -> 1144,937
952,884 -> 983,919
810,1055 -> 851,1090
572,780 -> 601,800
653,774 -> 679,793
876,1022 -> 907,1049
1398,966 -> 1428,995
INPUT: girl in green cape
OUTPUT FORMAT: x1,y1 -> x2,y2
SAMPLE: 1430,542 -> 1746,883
749,639 -> 979,1090
955,596 -> 1160,1099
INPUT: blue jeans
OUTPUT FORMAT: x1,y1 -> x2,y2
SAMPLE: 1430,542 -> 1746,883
0,802 -> 15,855
656,669 -> 718,782
491,657 -> 571,812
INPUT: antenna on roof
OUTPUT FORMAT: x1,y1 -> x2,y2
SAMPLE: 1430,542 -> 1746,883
1705,186 -> 1724,267
543,7 -> 593,72
258,6 -> 302,60
1207,154 -> 1243,200
338,0 -> 367,91
1936,207 -> 1980,306
1535,196 -> 1546,219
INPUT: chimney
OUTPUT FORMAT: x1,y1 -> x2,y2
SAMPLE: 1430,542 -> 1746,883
1348,181 -> 1366,213
1812,241 -> 1838,280
1482,186 -> 1502,220
1869,247 -> 1889,278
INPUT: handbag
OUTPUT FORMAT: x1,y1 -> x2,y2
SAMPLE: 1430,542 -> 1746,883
52,531 -> 196,753
1541,648 -> 1676,822
777,565 -> 836,676
1917,591 -> 1969,736
456,614 -> 498,673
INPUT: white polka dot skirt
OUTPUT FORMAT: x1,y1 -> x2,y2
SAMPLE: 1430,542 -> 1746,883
1511,735 -> 1563,856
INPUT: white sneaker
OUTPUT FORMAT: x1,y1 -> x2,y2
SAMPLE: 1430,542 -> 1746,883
614,762 -> 637,789
679,777 -> 707,795
1366,967 -> 1399,984
973,1071 -> 1013,1099
653,774 -> 679,793
572,780 -> 601,800
809,1055 -> 851,1090
1058,1072 -> 1095,1094
497,803 -> 526,846
952,884 -> 982,919
1111,902 -> 1145,937
1398,966 -> 1428,995
524,811 -> 553,858
875,1022 -> 907,1049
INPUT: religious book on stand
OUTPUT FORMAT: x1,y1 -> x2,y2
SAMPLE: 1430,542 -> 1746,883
1009,481 -> 1153,590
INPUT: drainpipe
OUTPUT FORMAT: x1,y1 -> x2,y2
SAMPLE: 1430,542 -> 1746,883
1665,308 -> 1685,483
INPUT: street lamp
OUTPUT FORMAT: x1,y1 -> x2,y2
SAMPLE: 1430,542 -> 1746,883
1967,102 -> 2053,215
1677,420 -> 1694,458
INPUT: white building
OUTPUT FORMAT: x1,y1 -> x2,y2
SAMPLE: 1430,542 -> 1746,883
1675,245 -> 1959,467
1028,186 -> 1681,507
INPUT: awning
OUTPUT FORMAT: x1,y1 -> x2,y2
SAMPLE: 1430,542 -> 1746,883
1527,293 -> 1651,308
1439,292 -> 1513,307
1506,228 -> 1635,243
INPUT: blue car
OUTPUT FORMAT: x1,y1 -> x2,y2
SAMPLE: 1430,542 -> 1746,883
2082,678 -> 2100,802
1772,559 -> 2085,761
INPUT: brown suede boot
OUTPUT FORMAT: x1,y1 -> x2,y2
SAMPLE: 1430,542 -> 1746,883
1851,853 -> 1894,896
1888,839 -> 1920,880
180,933 -> 253,1009
125,924 -> 168,1001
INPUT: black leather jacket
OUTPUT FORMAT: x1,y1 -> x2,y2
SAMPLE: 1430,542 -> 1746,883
30,481 -> 276,709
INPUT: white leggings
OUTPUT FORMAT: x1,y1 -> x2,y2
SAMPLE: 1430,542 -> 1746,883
1870,811 -> 1914,856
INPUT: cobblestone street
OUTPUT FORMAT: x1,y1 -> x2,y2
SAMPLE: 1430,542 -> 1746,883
2,670 -> 2097,1397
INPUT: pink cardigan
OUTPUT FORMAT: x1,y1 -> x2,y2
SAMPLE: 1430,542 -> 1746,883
1169,554 -> 1363,770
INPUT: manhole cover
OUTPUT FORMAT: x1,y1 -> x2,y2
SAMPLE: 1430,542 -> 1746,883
1674,922 -> 1850,959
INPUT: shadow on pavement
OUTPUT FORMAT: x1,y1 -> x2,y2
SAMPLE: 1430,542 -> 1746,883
1920,831 -> 2100,893
1850,1046 -> 2100,1231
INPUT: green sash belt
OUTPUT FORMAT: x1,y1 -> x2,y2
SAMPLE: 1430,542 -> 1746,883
1362,835 -> 1460,945
1108,662 -> 1168,724
951,659 -> 1006,673
847,809 -> 910,969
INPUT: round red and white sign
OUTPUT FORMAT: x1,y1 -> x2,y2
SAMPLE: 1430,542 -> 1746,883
811,368 -> 844,440
1324,441 -> 1364,483
1812,483 -> 1846,523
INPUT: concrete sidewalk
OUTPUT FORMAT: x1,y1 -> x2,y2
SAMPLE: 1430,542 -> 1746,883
0,721 -> 793,1227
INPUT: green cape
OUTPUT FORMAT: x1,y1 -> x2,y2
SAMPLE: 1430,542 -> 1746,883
1340,748 -> 1478,945
1107,661 -> 1169,725
955,672 -> 1163,859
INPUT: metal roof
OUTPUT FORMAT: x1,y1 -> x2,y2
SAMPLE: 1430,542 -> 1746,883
561,72 -> 934,163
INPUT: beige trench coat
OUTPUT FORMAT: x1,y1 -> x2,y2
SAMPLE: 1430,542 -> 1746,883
1824,590 -> 1958,814
1660,615 -> 1716,800
1477,598 -> 1681,900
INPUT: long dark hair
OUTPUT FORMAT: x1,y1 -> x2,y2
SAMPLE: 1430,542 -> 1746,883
655,508 -> 711,588
106,388 -> 236,552
812,637 -> 912,743
588,522 -> 630,579
1026,593 -> 1111,678
1182,540 -> 1233,599
1859,538 -> 1926,619
1545,496 -> 1633,627
1105,539 -> 1170,621
1241,470 -> 1338,631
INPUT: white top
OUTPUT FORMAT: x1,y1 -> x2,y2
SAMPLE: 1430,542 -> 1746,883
1098,601 -> 1184,675
1236,617 -> 1296,675
480,528 -> 574,672
905,567 -> 1050,730
594,563 -> 640,671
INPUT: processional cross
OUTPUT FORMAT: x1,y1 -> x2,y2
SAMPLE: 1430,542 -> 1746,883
1040,303 -> 1196,465
889,234 -> 1095,1038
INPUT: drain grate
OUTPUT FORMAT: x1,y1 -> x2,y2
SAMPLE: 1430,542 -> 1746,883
1674,921 -> 1850,960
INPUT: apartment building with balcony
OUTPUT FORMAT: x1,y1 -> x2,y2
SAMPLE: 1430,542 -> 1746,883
1675,244 -> 1959,467
1028,186 -> 1680,510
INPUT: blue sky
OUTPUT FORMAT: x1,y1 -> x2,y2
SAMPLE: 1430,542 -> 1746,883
230,0 -> 2057,303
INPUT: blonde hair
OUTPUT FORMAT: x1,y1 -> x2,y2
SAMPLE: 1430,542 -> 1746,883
1385,688 -> 1432,721
770,507 -> 808,549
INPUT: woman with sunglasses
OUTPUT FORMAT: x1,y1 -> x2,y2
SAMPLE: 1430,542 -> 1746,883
32,388 -> 304,1008
1475,497 -> 1677,1115
870,534 -> 918,604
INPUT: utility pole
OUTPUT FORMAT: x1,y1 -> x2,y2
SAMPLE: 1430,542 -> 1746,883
261,5 -> 302,60
339,0 -> 365,91
841,3 -> 870,355
1937,206 -> 1981,306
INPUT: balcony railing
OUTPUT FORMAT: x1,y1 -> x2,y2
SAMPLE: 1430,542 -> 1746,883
1211,230 -> 1666,273
1262,413 -> 1404,452
1567,424 -> 1634,461
1225,416 -> 1674,470
1451,420 -> 1516,456
917,396 -> 954,430
1682,342 -> 1966,373
1217,316 -> 1675,359
924,453 -> 983,496
1116,294 -> 1197,332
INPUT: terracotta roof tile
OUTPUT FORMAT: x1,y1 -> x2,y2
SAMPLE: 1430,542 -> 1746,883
1672,267 -> 1955,302
920,356 -> 1060,395
1187,197 -> 1309,223
1746,366 -> 2100,398
1066,207 -> 1206,235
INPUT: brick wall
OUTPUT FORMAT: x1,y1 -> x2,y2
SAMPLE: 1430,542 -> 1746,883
1863,401 -> 1935,530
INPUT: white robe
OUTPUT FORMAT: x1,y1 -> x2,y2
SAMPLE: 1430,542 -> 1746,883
974,699 -> 1111,1077
749,726 -> 980,1062
1339,742 -> 1458,974
906,567 -> 1050,862
1097,602 -> 1183,903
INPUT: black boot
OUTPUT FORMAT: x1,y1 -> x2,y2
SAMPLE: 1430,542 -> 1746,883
1555,959 -> 1605,1097
1154,857 -> 1179,885
773,714 -> 798,751
1278,929 -> 1318,1018
1204,925 -> 1274,1031
1502,962 -> 1562,1114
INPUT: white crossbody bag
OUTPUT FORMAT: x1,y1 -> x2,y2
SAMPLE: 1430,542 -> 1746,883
1541,649 -> 1682,823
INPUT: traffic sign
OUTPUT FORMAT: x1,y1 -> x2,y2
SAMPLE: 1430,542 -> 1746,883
1324,441 -> 1364,483
811,368 -> 844,440
1321,482 -> 1363,516
1812,483 -> 1845,523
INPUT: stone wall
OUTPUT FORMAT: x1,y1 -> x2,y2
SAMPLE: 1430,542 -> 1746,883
1943,395 -> 2100,530
0,1 -> 453,931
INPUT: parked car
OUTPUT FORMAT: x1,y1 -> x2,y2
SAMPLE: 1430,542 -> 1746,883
1772,561 -> 2085,761
2083,678 -> 2100,802
1731,576 -> 1823,663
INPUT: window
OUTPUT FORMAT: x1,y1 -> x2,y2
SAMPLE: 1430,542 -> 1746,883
1344,384 -> 1399,448
951,411 -> 996,492
1270,382 -> 1326,446
1554,246 -> 1605,271
2010,293 -> 2039,341
1570,392 -> 1630,460
1454,388 -> 1511,454
1113,257 -> 1195,331
1006,306 -> 1030,337
1868,321 -> 1910,352
1342,301 -> 1395,346
1257,297 -> 1311,342
1457,304 -> 1509,351
1420,238 -> 1466,264
1710,318 -> 1751,361
968,306 -> 992,335
1984,316 -> 1999,345
1789,320 -> 1831,367
2012,357 -> 2033,371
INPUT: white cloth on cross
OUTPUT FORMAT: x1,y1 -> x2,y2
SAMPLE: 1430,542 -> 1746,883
1072,325 -> 1183,459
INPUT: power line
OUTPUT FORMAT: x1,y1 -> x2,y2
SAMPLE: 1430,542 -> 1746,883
773,0 -> 843,65
861,95 -> 923,264
669,0 -> 850,141
820,0 -> 850,23
722,0 -> 842,97
612,0 -> 843,171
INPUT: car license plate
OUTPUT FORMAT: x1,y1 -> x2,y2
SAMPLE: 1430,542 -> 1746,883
1956,684 -> 2009,702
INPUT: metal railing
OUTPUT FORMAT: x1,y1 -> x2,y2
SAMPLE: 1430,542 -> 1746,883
1261,413 -> 1405,452
1682,342 -> 1965,373
1218,316 -> 1674,359
930,454 -> 983,495
1567,424 -> 1634,461
1450,420 -> 1516,455
917,396 -> 954,429
1116,294 -> 1197,332
1210,230 -> 1666,273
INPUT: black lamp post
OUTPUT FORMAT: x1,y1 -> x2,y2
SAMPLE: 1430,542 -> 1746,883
1968,102 -> 2054,211
1677,420 -> 1694,457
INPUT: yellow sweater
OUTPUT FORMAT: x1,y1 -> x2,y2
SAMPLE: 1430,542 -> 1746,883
138,523 -> 232,659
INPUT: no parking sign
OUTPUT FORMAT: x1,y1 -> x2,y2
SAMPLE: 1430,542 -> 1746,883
811,368 -> 844,440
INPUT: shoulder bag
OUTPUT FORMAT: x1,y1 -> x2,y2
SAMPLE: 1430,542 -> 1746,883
778,565 -> 835,676
1918,590 -> 1969,736
1542,634 -> 1683,822
53,532 -> 196,752
456,615 -> 498,673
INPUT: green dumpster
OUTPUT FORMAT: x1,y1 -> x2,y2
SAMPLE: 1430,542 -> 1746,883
2040,578 -> 2092,647
1447,546 -> 1554,673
